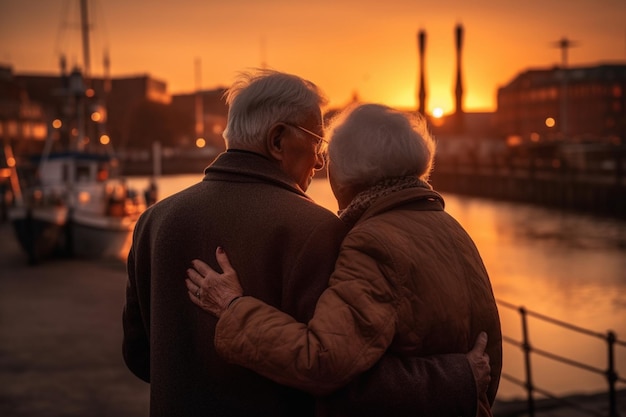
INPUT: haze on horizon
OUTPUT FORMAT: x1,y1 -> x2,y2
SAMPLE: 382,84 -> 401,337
1,0 -> 626,114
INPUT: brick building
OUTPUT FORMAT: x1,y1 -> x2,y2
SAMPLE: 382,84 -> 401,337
496,63 -> 626,144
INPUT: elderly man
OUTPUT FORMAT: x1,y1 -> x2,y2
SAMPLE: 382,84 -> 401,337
123,70 -> 488,417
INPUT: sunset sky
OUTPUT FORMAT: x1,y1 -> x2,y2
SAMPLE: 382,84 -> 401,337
2,0 -> 626,114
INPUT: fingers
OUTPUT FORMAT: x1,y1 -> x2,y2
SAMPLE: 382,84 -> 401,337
185,278 -> 197,294
191,258 -> 215,277
472,331 -> 488,354
185,280 -> 203,306
215,247 -> 234,274
185,249 -> 243,318
186,265 -> 205,286
187,288 -> 202,307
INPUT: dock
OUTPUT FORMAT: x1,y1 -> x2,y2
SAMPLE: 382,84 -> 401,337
0,223 -> 149,416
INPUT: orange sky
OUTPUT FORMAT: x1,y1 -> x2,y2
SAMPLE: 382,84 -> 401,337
2,0 -> 626,114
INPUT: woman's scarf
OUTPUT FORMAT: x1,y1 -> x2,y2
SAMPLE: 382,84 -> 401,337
338,176 -> 432,228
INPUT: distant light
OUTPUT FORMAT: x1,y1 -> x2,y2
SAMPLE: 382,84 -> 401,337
91,111 -> 102,122
52,119 -> 62,129
78,191 -> 91,204
85,88 -> 95,98
100,134 -> 110,145
545,117 -> 556,128
196,138 -> 206,148
432,107 -> 444,118
530,133 -> 540,142
507,135 -> 523,146
6,156 -> 16,167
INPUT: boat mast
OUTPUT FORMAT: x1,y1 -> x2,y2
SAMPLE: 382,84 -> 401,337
80,0 -> 91,79
75,0 -> 92,151
195,58 -> 204,142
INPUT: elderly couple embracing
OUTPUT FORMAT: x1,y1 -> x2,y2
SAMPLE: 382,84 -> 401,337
122,69 -> 502,417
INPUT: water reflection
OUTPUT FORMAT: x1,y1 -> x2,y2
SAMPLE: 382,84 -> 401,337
130,175 -> 626,400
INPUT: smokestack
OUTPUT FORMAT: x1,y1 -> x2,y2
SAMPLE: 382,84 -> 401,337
454,23 -> 465,133
417,29 -> 427,117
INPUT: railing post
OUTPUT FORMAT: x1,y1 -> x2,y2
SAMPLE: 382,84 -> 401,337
607,331 -> 618,417
520,306 -> 535,417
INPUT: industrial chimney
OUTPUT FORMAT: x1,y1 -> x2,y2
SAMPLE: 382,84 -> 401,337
454,23 -> 465,133
417,29 -> 427,117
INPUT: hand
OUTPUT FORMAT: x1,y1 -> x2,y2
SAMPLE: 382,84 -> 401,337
466,331 -> 490,397
185,247 -> 243,318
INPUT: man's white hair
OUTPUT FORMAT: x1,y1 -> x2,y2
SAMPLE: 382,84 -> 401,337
222,69 -> 328,148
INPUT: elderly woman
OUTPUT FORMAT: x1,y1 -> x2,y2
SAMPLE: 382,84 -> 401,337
187,103 -> 502,416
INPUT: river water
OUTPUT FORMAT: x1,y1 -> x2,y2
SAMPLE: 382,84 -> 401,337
128,174 -> 626,400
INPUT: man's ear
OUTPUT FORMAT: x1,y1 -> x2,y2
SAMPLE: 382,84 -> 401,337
266,123 -> 286,161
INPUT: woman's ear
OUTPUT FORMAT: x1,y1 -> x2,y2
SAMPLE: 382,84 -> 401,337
266,123 -> 286,161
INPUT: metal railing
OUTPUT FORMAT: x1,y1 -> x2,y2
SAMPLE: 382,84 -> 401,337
497,299 -> 626,417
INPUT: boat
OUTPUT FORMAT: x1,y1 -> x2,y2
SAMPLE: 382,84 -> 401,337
8,151 -> 144,263
6,0 -> 145,263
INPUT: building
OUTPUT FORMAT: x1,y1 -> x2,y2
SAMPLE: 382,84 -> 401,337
496,63 -> 626,144
1,65 -> 231,176
170,88 -> 228,151
106,75 -> 172,150
0,67 -> 50,156
2,67 -> 174,155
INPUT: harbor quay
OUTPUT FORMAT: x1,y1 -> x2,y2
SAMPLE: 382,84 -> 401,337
0,222 -> 149,417
0,221 -> 624,416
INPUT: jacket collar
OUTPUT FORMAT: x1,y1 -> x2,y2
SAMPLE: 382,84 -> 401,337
203,149 -> 311,200
356,187 -> 445,225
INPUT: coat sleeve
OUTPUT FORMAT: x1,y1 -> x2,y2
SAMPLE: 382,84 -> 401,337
122,221 -> 150,382
323,353 -> 478,417
215,236 -> 398,396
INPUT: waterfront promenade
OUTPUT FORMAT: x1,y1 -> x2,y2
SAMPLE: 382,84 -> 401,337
0,221 -> 624,416
0,223 -> 150,416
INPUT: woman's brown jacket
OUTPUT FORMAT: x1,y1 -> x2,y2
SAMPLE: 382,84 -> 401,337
216,186 -> 503,416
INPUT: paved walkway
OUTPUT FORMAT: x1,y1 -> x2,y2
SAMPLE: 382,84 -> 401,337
0,223 -> 149,417
493,389 -> 626,417
0,222 -> 623,416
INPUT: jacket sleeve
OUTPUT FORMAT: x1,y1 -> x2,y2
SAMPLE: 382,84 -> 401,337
323,353 -> 478,417
122,223 -> 150,382
215,237 -> 398,396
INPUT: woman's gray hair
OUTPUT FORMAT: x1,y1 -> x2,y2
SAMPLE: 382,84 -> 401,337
327,103 -> 436,188
222,69 -> 328,147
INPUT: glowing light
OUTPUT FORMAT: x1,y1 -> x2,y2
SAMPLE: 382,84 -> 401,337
52,119 -> 62,129
195,137 -> 206,148
91,112 -> 102,122
545,117 -> 556,128
432,107 -> 444,118
507,135 -> 523,146
6,157 -> 16,167
86,88 -> 95,98
100,134 -> 110,145
530,133 -> 540,142
78,191 -> 91,204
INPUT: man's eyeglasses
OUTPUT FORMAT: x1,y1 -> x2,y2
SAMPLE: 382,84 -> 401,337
284,123 -> 328,155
